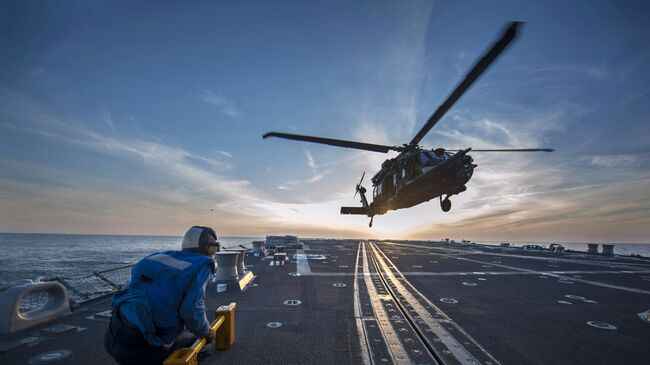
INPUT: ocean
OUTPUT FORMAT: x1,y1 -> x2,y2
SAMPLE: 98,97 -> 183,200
0,233 -> 259,288
0,233 -> 648,289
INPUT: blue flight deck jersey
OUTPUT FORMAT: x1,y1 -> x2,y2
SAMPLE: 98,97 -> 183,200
111,250 -> 215,347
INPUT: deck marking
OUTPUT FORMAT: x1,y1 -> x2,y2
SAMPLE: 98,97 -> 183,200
452,256 -> 650,295
381,242 -> 650,272
586,321 -> 617,330
296,249 -> 312,275
353,241 -> 372,365
287,269 -> 650,278
370,243 -> 487,365
565,295 -> 585,300
266,322 -> 282,328
372,242 -> 502,365
361,243 -> 411,365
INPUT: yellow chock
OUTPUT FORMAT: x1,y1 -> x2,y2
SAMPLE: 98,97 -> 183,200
164,302 -> 237,365
216,302 -> 236,350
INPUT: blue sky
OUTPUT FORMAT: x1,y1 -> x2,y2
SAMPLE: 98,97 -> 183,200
1,1 -> 649,242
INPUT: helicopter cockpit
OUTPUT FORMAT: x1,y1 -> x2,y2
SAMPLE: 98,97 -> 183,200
418,148 -> 450,174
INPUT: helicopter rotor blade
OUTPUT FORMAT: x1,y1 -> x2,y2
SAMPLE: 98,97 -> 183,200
448,148 -> 555,152
263,132 -> 403,153
353,171 -> 365,199
408,21 -> 522,150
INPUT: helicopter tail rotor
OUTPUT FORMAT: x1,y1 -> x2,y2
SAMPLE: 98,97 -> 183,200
353,171 -> 366,199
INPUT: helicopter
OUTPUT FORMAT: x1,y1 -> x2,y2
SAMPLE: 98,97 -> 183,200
263,22 -> 553,227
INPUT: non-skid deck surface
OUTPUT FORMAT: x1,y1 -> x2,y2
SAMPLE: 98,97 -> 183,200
2,240 -> 649,364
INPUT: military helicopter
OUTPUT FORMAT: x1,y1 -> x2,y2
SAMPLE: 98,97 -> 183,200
263,22 -> 553,227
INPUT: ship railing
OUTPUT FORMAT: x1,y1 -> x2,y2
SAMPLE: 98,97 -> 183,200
7,264 -> 136,312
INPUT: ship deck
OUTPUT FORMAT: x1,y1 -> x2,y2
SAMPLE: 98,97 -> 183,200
2,240 -> 650,364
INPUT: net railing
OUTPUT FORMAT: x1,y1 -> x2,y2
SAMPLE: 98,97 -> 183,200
17,264 -> 134,311
57,264 -> 133,306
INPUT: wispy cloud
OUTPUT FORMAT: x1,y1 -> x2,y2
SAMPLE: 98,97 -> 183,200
200,89 -> 239,117
218,150 -> 233,158
524,64 -> 610,81
279,150 -> 332,189
0,90 -> 371,236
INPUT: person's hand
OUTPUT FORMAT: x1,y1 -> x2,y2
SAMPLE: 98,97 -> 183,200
205,327 -> 217,344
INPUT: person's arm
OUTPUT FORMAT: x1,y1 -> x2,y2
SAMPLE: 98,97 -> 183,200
179,265 -> 213,337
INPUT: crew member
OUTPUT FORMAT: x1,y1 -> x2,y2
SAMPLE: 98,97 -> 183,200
104,226 -> 220,365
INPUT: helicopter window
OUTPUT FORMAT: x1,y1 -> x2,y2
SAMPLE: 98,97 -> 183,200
419,150 -> 446,167
393,173 -> 398,187
373,185 -> 377,198
385,174 -> 394,196
401,168 -> 406,179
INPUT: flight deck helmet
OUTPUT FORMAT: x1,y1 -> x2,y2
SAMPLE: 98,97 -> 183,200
181,226 -> 221,255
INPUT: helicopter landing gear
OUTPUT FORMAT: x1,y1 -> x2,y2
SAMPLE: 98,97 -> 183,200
369,216 -> 374,228
440,196 -> 452,212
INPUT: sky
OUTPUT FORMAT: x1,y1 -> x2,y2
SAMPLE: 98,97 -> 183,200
0,1 -> 649,243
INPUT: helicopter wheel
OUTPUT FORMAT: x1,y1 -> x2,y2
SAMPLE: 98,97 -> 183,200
369,216 -> 374,228
441,197 -> 452,212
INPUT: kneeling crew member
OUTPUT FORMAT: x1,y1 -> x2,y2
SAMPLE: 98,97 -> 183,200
104,226 -> 220,365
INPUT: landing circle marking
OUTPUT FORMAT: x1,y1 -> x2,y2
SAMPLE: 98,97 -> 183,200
266,322 -> 282,328
587,321 -> 617,330
28,350 -> 72,364
558,300 -> 572,305
332,283 -> 347,288
283,299 -> 302,306
565,295 -> 585,300
462,282 -> 477,286
288,272 -> 301,277
440,298 -> 458,304
477,278 -> 487,281
583,299 -> 599,304
20,336 -> 40,344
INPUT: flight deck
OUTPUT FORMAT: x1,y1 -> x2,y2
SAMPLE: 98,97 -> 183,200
1,240 -> 649,365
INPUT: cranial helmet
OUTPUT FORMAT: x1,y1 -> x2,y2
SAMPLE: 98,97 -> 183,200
181,226 -> 221,255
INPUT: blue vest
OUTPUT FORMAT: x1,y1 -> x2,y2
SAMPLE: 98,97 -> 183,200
112,250 -> 215,346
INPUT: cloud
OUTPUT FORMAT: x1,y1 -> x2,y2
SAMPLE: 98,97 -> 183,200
218,150 -> 233,158
0,90 -> 373,236
279,150 -> 332,189
583,154 -> 647,168
200,89 -> 239,117
524,64 -> 610,81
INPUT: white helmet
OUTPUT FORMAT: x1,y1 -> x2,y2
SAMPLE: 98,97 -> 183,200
181,226 -> 220,255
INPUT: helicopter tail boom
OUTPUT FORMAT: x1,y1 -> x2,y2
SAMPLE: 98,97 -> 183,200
340,207 -> 370,216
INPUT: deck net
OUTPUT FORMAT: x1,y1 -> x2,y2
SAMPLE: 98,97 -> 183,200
18,265 -> 134,311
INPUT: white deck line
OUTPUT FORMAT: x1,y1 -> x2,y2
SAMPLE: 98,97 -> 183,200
454,256 -> 650,296
283,269 -> 650,277
382,241 -> 650,271
295,249 -> 313,275
353,241 -> 372,365
372,242 -> 502,365
370,242 -> 489,365
362,242 -> 411,365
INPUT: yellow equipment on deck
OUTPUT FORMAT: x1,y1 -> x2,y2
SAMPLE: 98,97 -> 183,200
164,302 -> 236,365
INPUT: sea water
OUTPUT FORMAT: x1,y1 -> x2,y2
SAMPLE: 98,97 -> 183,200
0,233 -> 258,288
